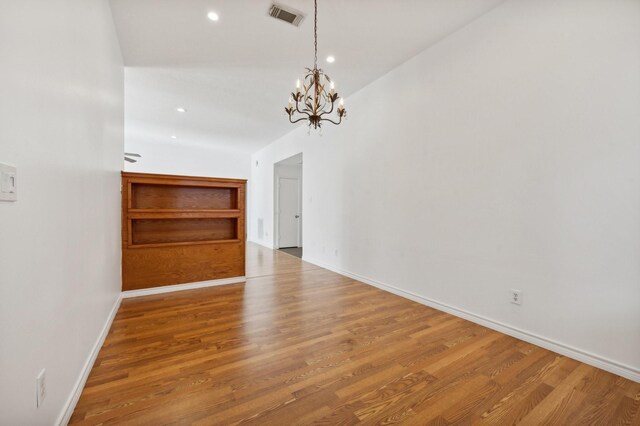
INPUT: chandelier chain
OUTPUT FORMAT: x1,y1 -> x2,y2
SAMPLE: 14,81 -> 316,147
313,0 -> 318,69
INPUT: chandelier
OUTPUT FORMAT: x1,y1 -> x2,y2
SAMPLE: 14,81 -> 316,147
285,0 -> 346,129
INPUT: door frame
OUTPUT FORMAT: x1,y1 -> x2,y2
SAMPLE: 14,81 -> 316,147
275,176 -> 302,249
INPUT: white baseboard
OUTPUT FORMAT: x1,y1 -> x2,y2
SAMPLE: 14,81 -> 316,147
121,276 -> 246,298
302,256 -> 640,383
57,294 -> 122,426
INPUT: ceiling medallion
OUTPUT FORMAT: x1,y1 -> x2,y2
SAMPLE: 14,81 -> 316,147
285,0 -> 346,130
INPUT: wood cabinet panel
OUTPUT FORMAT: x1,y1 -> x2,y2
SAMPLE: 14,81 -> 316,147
122,172 -> 246,291
122,243 -> 244,291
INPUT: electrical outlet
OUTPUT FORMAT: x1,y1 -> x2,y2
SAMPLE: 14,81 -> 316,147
510,289 -> 523,305
36,369 -> 46,408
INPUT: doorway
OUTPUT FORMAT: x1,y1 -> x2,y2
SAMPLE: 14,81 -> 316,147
275,153 -> 302,258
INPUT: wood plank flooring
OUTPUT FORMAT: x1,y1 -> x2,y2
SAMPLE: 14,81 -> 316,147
70,243 -> 640,425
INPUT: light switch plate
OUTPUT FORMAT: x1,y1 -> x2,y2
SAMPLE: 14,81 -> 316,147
0,163 -> 17,201
36,368 -> 46,408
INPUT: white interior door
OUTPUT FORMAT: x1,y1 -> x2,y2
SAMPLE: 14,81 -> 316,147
278,177 -> 300,248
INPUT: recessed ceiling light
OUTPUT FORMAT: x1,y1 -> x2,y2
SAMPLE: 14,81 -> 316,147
207,11 -> 219,21
326,56 -> 335,63
176,107 -> 187,113
171,135 -> 177,139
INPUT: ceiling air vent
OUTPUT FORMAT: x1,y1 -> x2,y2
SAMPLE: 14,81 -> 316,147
269,4 -> 304,26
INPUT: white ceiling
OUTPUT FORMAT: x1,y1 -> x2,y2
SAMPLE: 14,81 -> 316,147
109,0 -> 505,154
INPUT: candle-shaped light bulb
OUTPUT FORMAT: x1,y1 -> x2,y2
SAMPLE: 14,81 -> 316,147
330,81 -> 335,96
288,96 -> 293,108
296,79 -> 301,93
339,98 -> 344,108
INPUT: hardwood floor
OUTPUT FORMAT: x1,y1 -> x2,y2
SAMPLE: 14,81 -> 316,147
70,243 -> 640,425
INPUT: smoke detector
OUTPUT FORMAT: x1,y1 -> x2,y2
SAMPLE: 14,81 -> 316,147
268,3 -> 305,26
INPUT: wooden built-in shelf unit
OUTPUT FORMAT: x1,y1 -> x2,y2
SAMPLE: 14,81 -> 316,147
121,172 -> 246,291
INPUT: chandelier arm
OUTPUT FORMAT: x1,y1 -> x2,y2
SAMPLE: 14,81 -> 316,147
298,102 -> 311,115
317,103 -> 335,118
319,99 -> 335,116
289,115 -> 310,124
321,116 -> 342,126
317,99 -> 328,114
294,94 -> 307,115
291,92 -> 302,112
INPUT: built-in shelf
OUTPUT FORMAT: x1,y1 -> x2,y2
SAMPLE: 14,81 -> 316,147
128,209 -> 241,214
131,217 -> 238,246
125,239 -> 241,250
127,210 -> 241,220
131,183 -> 238,210
122,172 -> 246,291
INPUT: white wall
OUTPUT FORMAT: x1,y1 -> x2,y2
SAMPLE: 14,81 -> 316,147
124,140 -> 250,180
250,0 -> 640,380
0,0 -> 124,424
